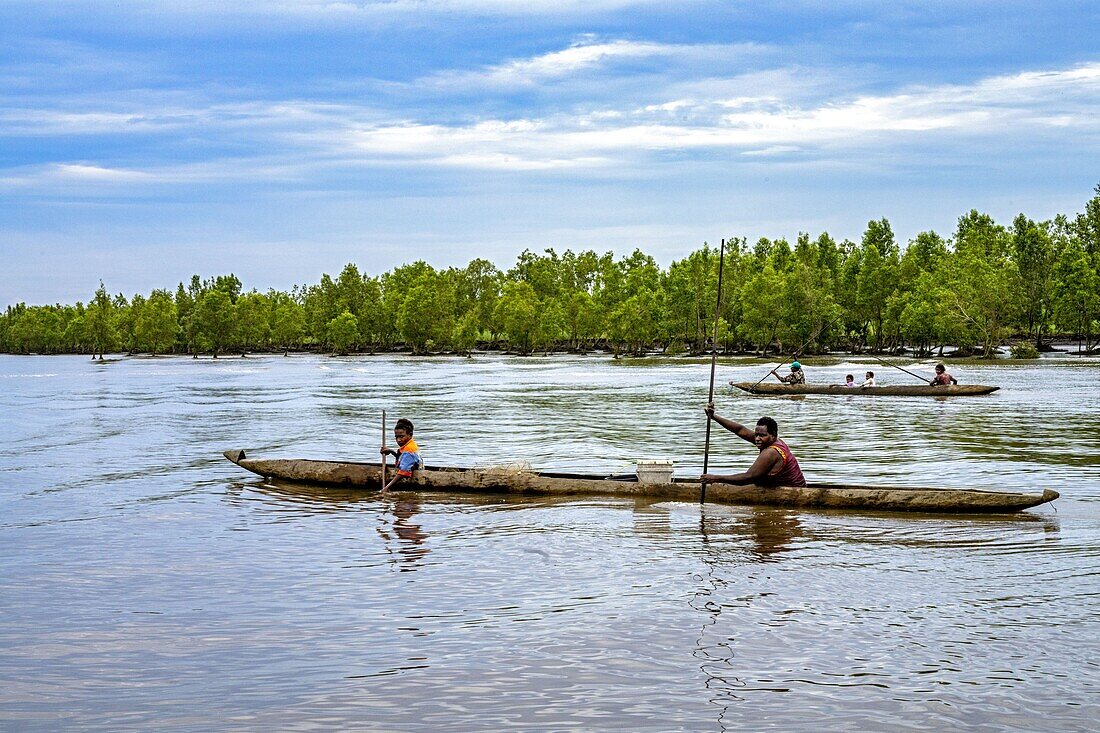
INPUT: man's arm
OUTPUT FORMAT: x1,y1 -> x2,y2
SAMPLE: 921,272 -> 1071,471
704,405 -> 755,443
701,449 -> 781,485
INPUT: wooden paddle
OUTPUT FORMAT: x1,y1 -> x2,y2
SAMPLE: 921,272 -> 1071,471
702,238 -> 727,505
381,409 -> 388,490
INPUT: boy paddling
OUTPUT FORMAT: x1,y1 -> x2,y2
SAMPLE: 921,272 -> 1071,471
379,418 -> 423,492
700,405 -> 807,487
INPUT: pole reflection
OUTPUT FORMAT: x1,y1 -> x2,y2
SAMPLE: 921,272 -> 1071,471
376,495 -> 430,571
692,505 -> 804,730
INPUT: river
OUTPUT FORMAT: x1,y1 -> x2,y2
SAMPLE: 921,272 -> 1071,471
1,352 -> 1098,731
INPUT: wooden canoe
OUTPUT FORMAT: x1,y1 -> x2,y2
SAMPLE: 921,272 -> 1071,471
731,382 -> 1000,396
223,450 -> 1057,513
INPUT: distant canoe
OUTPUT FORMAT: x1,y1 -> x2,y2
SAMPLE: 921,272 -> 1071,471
730,382 -> 1000,396
223,450 -> 1056,514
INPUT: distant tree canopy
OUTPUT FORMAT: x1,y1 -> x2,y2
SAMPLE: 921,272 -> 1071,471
4,185 -> 1100,358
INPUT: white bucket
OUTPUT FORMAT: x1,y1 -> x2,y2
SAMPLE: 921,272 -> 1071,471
636,459 -> 674,485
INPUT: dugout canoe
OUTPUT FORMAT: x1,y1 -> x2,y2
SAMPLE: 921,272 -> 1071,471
223,449 -> 1057,513
730,382 -> 1000,396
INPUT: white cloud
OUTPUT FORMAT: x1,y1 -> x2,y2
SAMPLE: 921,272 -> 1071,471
0,163 -> 153,189
3,59 -> 1098,185
52,164 -> 151,181
419,39 -> 768,91
341,62 -> 1100,168
425,40 -> 685,88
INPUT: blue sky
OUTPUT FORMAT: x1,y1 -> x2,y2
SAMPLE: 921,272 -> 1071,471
2,1 -> 1098,305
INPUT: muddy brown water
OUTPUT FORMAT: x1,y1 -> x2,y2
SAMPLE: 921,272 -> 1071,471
1,353 -> 1098,731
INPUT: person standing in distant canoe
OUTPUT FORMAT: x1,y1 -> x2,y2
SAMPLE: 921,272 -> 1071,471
700,406 -> 807,487
775,361 -> 806,384
380,417 -> 423,492
929,364 -> 958,386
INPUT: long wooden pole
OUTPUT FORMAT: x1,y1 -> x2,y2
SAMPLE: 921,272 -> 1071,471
381,409 -> 388,490
702,238 -> 727,505
876,355 -> 932,383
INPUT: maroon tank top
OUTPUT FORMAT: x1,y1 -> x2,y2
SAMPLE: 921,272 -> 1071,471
767,439 -> 806,487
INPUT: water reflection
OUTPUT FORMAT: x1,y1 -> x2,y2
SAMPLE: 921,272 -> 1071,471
5,353 -> 1098,732
744,509 -> 800,561
692,505 -> 804,563
376,496 -> 429,571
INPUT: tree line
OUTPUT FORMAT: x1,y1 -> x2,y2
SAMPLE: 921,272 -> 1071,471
4,186 -> 1099,359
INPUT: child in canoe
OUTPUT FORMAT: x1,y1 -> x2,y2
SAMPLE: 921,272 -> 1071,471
380,417 -> 423,491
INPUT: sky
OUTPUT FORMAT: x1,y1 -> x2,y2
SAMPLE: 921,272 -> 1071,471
2,0 -> 1098,306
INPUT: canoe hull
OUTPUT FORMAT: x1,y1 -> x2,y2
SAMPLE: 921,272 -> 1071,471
731,382 -> 1000,396
222,450 -> 1057,513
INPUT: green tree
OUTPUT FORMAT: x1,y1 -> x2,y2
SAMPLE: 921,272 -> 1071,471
862,217 -> 899,258
855,242 -> 899,351
327,310 -> 359,355
115,293 -> 140,354
738,264 -> 785,353
494,281 -> 540,354
942,244 -> 1023,358
563,290 -> 602,351
85,281 -> 117,360
235,291 -> 271,354
357,277 -> 386,348
398,272 -> 456,353
1052,237 -> 1100,352
451,310 -> 481,356
271,296 -> 305,355
137,290 -> 178,356
194,289 -> 235,357
778,262 -> 840,353
608,287 -> 662,354
1011,214 -> 1056,349
664,245 -> 719,352
454,258 -> 502,335
381,261 -> 435,347
61,305 -> 87,354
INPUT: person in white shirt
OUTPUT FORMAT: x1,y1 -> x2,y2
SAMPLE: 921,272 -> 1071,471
860,371 -> 876,388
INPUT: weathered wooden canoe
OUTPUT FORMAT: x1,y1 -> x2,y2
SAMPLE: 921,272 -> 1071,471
731,382 -> 1000,396
223,450 -> 1057,513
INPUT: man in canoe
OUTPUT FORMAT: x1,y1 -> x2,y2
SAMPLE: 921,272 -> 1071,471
929,364 -> 958,386
700,406 -> 807,487
379,417 -> 423,491
775,361 -> 806,384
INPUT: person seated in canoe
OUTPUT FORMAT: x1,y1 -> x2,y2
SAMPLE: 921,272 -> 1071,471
929,363 -> 958,386
379,417 -> 423,491
774,361 -> 806,384
844,374 -> 856,387
860,371 -> 876,388
700,406 -> 807,487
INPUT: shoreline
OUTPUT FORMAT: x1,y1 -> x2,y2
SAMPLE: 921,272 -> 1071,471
3,343 -> 1098,361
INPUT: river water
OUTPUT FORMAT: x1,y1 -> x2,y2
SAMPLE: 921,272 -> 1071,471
1,352 -> 1098,732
